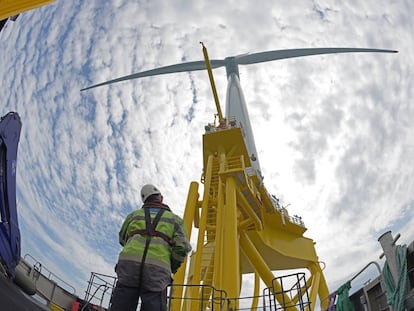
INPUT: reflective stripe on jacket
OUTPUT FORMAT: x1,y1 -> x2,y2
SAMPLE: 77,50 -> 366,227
118,202 -> 191,272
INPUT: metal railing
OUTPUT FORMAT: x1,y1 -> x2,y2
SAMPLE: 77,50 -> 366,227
82,272 -> 116,310
320,261 -> 383,309
263,273 -> 311,311
166,273 -> 311,311
23,253 -> 76,294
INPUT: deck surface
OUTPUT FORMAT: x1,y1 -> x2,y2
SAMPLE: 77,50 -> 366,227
0,275 -> 48,311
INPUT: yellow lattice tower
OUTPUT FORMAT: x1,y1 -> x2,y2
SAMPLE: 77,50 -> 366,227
171,122 -> 330,311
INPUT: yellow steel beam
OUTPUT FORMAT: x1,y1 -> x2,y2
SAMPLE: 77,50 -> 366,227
311,262 -> 330,310
308,270 -> 321,311
250,272 -> 260,310
220,177 -> 240,309
240,232 -> 295,308
235,187 -> 263,231
171,182 -> 199,311
188,155 -> 214,310
213,155 -> 225,290
0,0 -> 54,20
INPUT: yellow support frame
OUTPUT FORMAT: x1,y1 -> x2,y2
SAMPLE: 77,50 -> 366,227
171,125 -> 330,311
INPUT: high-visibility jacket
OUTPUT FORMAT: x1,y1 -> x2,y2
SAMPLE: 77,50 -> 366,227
118,202 -> 191,273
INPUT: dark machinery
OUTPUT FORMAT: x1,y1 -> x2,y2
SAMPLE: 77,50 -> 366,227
0,112 -> 22,279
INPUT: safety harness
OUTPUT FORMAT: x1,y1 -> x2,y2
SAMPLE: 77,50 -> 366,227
128,221 -> 174,246
136,206 -> 168,295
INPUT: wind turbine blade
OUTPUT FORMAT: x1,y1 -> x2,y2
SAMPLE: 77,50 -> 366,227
81,59 -> 226,91
235,48 -> 398,65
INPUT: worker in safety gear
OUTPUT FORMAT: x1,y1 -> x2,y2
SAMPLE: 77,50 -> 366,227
109,184 -> 192,311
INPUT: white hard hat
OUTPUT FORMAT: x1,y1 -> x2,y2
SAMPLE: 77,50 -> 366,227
141,184 -> 161,203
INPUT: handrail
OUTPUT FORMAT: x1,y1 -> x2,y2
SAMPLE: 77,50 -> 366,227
169,283 -> 229,310
321,261 -> 382,306
23,253 -> 76,294
349,261 -> 382,283
81,284 -> 108,311
83,272 -> 116,309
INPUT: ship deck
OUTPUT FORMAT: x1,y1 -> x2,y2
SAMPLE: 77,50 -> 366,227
0,275 -> 49,311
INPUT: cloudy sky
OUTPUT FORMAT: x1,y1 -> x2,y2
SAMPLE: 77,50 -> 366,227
1,0 -> 413,306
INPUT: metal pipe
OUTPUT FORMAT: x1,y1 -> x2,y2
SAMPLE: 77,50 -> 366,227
349,261 -> 382,283
378,231 -> 400,284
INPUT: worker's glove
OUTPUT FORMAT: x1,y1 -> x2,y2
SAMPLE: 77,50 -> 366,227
171,259 -> 181,274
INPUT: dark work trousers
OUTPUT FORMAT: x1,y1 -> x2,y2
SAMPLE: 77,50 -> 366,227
109,285 -> 168,311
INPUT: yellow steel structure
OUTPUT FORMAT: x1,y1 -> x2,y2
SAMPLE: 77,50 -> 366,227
169,44 -> 329,311
171,124 -> 330,311
0,0 -> 54,20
